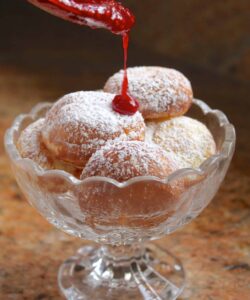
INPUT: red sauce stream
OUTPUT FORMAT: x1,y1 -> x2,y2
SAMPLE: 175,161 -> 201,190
112,33 -> 139,115
28,0 -> 139,115
122,33 -> 129,97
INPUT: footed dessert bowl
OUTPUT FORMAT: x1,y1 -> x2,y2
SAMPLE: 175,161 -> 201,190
5,99 -> 235,300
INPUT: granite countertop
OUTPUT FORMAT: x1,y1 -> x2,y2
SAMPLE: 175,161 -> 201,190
0,53 -> 249,299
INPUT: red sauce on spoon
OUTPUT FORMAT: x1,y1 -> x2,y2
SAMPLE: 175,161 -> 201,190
28,0 -> 139,115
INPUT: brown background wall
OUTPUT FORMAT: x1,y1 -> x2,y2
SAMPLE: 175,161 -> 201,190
127,0 -> 250,83
1,1 -> 250,84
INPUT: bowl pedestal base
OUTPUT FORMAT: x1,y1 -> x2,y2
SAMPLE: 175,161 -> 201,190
58,243 -> 185,300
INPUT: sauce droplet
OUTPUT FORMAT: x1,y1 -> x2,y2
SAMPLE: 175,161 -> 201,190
112,93 -> 139,116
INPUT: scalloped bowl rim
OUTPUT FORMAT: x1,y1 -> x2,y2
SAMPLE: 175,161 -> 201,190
4,98 -> 236,188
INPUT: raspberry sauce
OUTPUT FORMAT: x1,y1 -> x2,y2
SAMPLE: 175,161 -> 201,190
28,0 -> 135,34
28,0 -> 139,115
112,33 -> 139,115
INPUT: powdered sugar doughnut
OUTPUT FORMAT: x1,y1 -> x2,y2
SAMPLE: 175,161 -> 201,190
17,118 -> 82,178
104,66 -> 193,120
148,116 -> 216,168
42,91 -> 145,167
81,140 -> 181,182
79,141 -> 186,229
17,118 -> 54,170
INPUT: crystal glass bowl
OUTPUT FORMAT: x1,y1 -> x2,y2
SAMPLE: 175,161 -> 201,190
5,99 -> 235,300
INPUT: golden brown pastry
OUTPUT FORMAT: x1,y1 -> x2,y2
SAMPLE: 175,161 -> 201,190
42,91 -> 145,167
81,140 -> 181,181
17,118 -> 54,170
79,141 -> 186,229
17,118 -> 82,178
104,66 -> 193,120
146,116 -> 216,168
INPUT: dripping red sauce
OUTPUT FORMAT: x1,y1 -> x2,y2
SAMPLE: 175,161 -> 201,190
28,0 -> 139,115
112,33 -> 139,115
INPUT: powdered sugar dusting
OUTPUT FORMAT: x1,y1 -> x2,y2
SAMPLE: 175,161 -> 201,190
81,140 -> 181,182
145,122 -> 158,143
17,119 -> 54,169
104,66 -> 193,119
42,91 -> 145,166
151,116 -> 217,168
